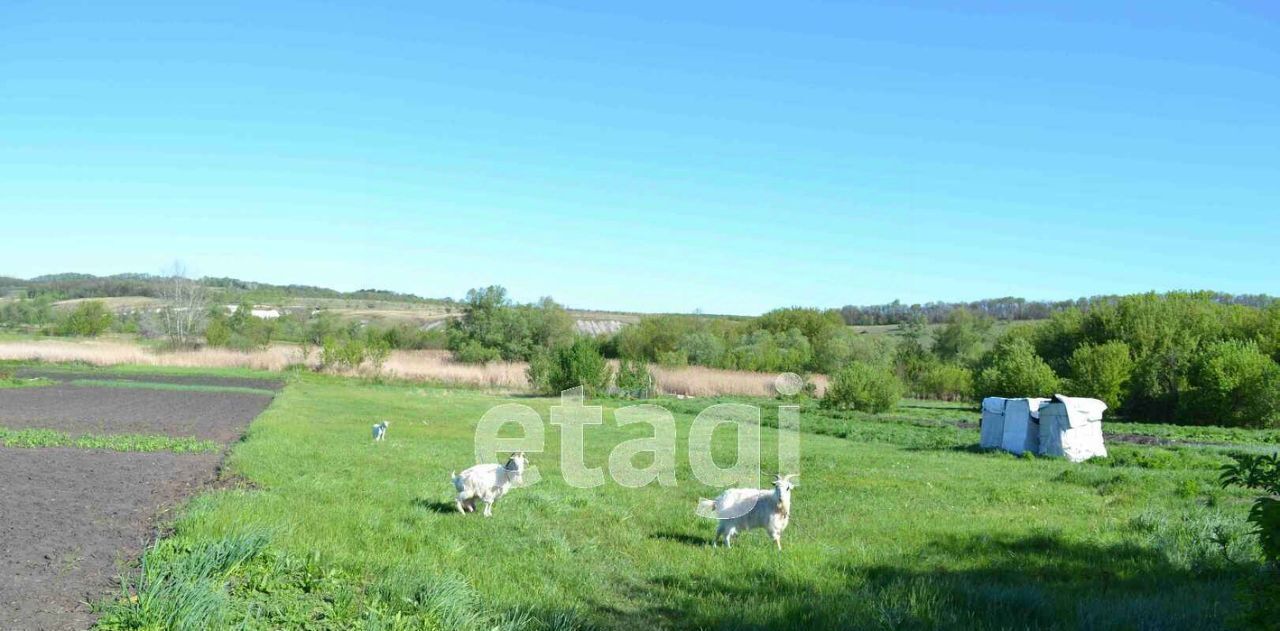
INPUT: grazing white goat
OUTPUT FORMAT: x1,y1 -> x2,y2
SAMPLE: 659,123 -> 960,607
450,452 -> 527,517
371,421 -> 389,441
697,474 -> 797,550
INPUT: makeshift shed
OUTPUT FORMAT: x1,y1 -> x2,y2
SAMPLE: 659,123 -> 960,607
980,397 -> 1007,449
1038,395 -> 1108,462
1000,397 -> 1046,455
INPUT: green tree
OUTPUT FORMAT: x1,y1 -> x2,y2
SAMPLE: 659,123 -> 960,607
974,337 -> 1060,400
59,300 -> 113,336
1065,341 -> 1133,409
917,363 -> 974,402
1181,340 -> 1280,427
528,338 -> 612,397
932,308 -> 993,364
447,287 -> 574,361
821,362 -> 903,413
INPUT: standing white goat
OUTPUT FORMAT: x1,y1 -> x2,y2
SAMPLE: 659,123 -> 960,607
371,420 -> 389,441
450,452 -> 527,517
697,474 -> 796,550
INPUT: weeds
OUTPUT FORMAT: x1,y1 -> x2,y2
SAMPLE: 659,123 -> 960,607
0,426 -> 221,453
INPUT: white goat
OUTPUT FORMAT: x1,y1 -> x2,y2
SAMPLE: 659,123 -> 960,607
372,421 -> 389,441
697,474 -> 796,550
450,452 -> 527,517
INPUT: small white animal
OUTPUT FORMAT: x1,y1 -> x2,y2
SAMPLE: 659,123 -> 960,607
372,421 -> 389,441
697,474 -> 797,550
450,452 -> 528,517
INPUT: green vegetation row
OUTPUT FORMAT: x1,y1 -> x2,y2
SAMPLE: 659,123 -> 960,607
0,427 -> 222,453
67,379 -> 276,396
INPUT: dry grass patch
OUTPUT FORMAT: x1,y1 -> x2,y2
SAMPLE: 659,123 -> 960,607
0,340 -> 824,396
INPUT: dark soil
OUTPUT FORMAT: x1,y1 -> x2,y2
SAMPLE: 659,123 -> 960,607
0,448 -> 222,630
0,384 -> 273,442
15,368 -> 284,391
1108,432 -> 1168,446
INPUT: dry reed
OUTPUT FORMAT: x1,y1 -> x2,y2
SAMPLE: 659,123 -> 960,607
0,339 -> 823,397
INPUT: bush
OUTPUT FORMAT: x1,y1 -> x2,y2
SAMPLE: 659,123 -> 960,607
615,357 -> 653,398
821,362 -> 903,413
321,337 -> 371,370
917,363 -> 973,401
1220,453 -> 1280,626
1066,340 -> 1133,410
203,303 -> 275,350
454,340 -> 501,363
58,300 -> 113,336
974,337 -> 1059,399
679,331 -> 726,366
1182,340 -> 1280,427
528,338 -> 612,397
656,349 -> 688,367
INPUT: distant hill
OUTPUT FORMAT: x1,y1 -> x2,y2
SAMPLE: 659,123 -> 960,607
0,273 -> 452,307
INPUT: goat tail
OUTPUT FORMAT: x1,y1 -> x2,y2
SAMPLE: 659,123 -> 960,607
696,497 -> 718,519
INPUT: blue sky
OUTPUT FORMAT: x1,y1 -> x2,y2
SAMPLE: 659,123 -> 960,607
1,1 -> 1276,315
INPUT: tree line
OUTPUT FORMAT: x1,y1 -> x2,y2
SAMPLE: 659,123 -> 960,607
839,293 -> 1275,325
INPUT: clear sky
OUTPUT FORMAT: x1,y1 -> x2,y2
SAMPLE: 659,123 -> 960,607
1,1 -> 1276,315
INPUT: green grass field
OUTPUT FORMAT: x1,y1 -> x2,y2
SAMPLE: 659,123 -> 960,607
93,374 -> 1270,630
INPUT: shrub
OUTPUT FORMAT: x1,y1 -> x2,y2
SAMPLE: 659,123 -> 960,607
1066,340 -> 1133,410
679,331 -> 726,366
528,337 -> 612,396
917,363 -> 973,402
1220,453 -> 1280,626
821,362 -> 903,413
205,317 -> 232,347
320,337 -> 371,370
1182,340 -> 1280,427
454,340 -> 502,363
724,329 -> 813,373
656,349 -> 688,368
615,357 -> 653,398
58,300 -> 113,336
366,339 -> 392,374
973,337 -> 1059,399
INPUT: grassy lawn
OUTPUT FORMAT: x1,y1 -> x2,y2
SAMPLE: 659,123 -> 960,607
95,374 -> 1267,630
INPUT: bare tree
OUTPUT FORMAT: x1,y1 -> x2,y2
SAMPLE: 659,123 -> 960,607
158,262 -> 208,348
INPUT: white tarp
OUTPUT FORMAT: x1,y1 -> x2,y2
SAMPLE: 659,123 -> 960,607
980,397 -> 1007,449
1038,394 -> 1108,462
1000,398 -> 1047,455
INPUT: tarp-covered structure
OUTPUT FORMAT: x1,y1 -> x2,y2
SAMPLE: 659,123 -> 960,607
980,395 -> 1106,462
1038,394 -> 1108,462
980,397 -> 1047,455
